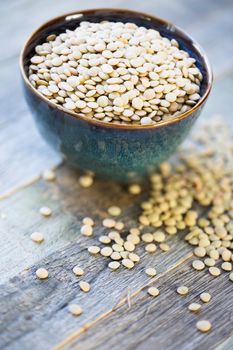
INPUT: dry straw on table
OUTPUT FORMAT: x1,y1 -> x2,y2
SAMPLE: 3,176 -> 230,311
29,21 -> 202,126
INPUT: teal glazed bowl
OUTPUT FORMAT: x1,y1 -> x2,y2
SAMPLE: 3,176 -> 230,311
20,8 -> 213,182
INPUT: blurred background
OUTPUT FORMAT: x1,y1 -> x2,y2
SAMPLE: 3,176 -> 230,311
1,0 -> 233,194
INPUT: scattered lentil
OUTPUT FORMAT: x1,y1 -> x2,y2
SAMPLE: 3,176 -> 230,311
39,206 -> 52,217
81,225 -> 93,236
122,259 -> 134,269
103,218 -> 116,228
99,235 -> 111,244
229,272 -> 233,282
68,304 -> 83,316
145,267 -> 157,277
200,292 -> 211,303
128,253 -> 140,263
82,217 -> 94,226
73,266 -> 84,276
148,287 -> 160,297
79,175 -> 93,188
30,232 -> 44,243
128,184 -> 142,195
79,281 -> 91,292
188,303 -> 201,312
108,261 -> 120,270
196,320 -> 212,333
192,260 -> 205,271
88,246 -> 100,254
177,286 -> 189,296
42,169 -> 56,181
221,262 -> 232,271
36,268 -> 49,280
145,243 -> 157,253
101,247 -> 113,257
108,206 -> 121,217
209,266 -> 221,277
159,243 -> 171,252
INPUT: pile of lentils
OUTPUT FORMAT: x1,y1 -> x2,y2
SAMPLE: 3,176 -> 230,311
78,119 -> 233,278
28,21 -> 202,125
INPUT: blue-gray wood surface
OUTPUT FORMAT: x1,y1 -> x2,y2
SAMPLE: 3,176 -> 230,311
0,1 -> 233,350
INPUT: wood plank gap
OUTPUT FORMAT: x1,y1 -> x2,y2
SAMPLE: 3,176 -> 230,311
51,252 -> 193,350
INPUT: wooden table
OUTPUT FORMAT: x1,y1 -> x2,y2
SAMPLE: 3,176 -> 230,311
0,1 -> 233,349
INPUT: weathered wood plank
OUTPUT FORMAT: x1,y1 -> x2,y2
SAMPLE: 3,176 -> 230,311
0,167 -> 193,350
216,336 -> 233,350
59,260 -> 233,350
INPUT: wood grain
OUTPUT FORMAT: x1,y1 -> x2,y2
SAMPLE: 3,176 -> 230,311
0,165 -> 193,350
59,260 -> 233,350
1,1 -> 233,350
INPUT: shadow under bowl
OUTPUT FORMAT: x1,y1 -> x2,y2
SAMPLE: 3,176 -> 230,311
20,8 -> 213,183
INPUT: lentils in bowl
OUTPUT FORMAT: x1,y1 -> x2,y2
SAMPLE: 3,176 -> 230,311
20,9 -> 212,182
28,20 -> 203,126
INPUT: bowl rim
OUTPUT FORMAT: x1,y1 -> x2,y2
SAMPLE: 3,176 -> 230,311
20,8 -> 213,130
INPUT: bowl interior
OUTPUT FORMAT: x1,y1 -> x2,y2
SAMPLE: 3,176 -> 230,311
22,8 -> 211,114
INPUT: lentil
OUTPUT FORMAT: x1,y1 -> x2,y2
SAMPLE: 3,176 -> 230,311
79,175 -> 94,188
103,218 -> 116,228
81,225 -> 93,236
229,272 -> 233,282
221,262 -> 232,271
39,206 -> 52,217
79,281 -> 91,292
145,267 -> 157,277
128,184 -> 142,195
122,259 -> 134,269
30,232 -> 44,243
188,303 -> 201,312
108,261 -> 120,270
82,217 -> 94,226
36,268 -> 49,280
200,292 -> 211,303
148,287 -> 160,297
209,266 -> 221,277
108,206 -> 121,216
73,266 -> 84,276
42,169 -> 56,181
177,286 -> 189,296
145,243 -> 157,253
101,247 -> 113,257
196,320 -> 212,333
68,304 -> 83,316
192,260 -> 205,271
88,246 -> 100,254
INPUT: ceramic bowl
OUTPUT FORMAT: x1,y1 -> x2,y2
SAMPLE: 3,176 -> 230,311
20,8 -> 213,182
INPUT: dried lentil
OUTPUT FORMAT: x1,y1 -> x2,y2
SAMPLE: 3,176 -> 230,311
196,320 -> 212,333
73,266 -> 84,276
188,303 -> 201,312
39,206 -> 52,217
36,268 -> 49,280
200,292 -> 211,303
177,286 -> 189,296
68,304 -> 83,316
148,287 -> 160,297
145,267 -> 157,277
30,232 -> 44,243
79,281 -> 91,292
